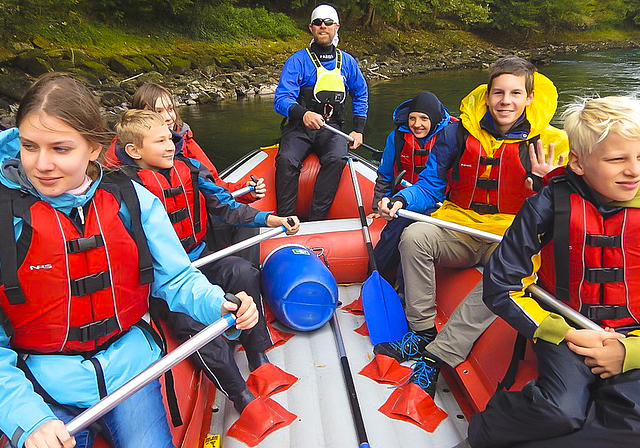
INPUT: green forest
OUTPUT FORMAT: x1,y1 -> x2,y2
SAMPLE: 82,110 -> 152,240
2,0 -> 640,48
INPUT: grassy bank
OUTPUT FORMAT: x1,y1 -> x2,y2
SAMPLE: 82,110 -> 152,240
2,13 -> 640,67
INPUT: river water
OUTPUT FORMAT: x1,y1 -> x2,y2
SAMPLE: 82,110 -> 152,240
180,48 -> 640,171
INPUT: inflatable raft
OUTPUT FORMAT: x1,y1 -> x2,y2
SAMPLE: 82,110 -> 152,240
2,145 -> 538,448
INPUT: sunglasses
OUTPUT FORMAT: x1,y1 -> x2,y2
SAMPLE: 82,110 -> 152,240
311,18 -> 336,26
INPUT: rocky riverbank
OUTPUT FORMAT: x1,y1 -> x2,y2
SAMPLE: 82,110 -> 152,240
1,36 -> 639,129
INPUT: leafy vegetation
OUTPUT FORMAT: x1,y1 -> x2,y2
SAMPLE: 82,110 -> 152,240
1,0 -> 639,50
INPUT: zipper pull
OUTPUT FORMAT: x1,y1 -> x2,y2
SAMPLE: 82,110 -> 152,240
76,205 -> 85,225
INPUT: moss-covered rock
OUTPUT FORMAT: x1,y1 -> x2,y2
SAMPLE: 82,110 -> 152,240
81,60 -> 111,80
215,56 -> 235,69
137,71 -> 165,85
0,73 -> 34,101
109,55 -> 139,75
10,51 -> 54,77
146,55 -> 170,74
168,56 -> 191,75
31,36 -> 52,49
100,90 -> 129,107
67,68 -> 101,86
129,55 -> 153,71
49,59 -> 76,72
60,48 -> 88,64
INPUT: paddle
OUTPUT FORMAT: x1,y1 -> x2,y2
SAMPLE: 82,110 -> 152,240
193,220 -> 294,268
323,123 -> 383,160
345,156 -> 409,345
394,208 -> 603,332
66,223 -> 294,435
330,314 -> 371,448
67,293 -> 242,435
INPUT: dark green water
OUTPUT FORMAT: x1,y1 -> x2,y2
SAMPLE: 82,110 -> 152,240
180,48 -> 640,171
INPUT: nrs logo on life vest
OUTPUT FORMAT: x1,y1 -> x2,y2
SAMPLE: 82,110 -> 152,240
29,264 -> 53,270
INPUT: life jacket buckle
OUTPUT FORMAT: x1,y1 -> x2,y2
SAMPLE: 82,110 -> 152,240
164,186 -> 185,198
71,271 -> 111,297
470,202 -> 499,214
168,207 -> 190,224
66,235 -> 104,254
582,304 -> 631,322
74,317 -> 118,343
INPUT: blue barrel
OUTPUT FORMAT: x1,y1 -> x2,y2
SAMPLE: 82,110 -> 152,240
262,244 -> 338,331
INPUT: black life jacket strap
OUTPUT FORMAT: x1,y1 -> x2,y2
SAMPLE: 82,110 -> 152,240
107,174 -> 154,285
88,358 -> 109,399
552,179 -> 572,301
142,308 -> 183,427
178,156 -> 203,235
496,332 -> 528,392
393,129 -> 405,176
190,163 -> 202,234
16,355 -> 59,405
0,185 -> 25,305
450,124 -> 469,182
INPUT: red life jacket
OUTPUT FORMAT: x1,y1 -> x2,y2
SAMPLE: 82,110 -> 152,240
393,130 -> 437,185
136,157 -> 208,252
448,131 -> 537,214
0,177 -> 153,354
538,180 -> 640,328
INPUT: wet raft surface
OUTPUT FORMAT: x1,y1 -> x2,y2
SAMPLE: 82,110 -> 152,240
216,284 -> 468,448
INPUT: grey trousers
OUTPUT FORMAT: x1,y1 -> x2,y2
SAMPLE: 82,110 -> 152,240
398,222 -> 499,367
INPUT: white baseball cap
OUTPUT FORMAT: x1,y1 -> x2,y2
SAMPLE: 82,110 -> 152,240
310,4 -> 339,24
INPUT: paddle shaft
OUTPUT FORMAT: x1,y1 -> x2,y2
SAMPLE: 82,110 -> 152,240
193,225 -> 287,268
396,208 -> 603,332
323,123 -> 382,155
66,295 -> 240,436
346,157 -> 377,273
330,315 -> 371,448
231,184 -> 254,198
231,175 -> 260,198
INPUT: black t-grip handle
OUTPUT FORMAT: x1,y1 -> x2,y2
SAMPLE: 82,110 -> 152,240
383,196 -> 401,211
250,175 -> 259,183
224,293 -> 242,316
286,217 -> 295,227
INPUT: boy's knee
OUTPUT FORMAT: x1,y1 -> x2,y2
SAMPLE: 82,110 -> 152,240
275,152 -> 302,171
399,222 -> 437,255
548,394 -> 589,430
523,381 -> 588,431
228,258 -> 260,281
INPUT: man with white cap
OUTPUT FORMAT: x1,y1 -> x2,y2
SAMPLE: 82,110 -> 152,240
274,3 -> 369,221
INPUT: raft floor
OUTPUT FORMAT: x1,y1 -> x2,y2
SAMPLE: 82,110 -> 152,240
214,284 -> 468,448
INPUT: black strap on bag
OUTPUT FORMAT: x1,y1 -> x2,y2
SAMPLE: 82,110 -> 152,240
496,332 -> 528,392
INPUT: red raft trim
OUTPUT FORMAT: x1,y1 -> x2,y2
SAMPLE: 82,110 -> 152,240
247,363 -> 298,398
359,354 -> 413,386
379,382 -> 448,433
227,396 -> 297,447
